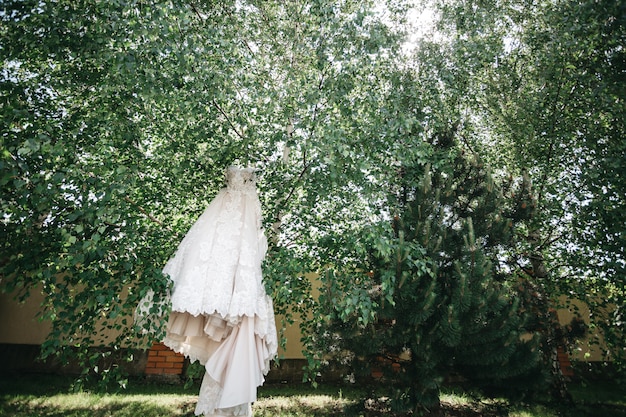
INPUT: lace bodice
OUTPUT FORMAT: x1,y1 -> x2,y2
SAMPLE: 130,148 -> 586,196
226,166 -> 256,192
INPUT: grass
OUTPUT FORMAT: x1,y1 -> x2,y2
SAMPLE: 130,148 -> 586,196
0,373 -> 624,417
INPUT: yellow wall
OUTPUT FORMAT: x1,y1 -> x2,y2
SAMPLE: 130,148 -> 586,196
0,288 -> 306,358
556,296 -> 607,362
276,316 -> 306,359
0,286 -> 611,362
0,290 -> 50,345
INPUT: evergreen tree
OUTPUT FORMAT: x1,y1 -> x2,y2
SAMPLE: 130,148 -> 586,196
316,135 -> 547,414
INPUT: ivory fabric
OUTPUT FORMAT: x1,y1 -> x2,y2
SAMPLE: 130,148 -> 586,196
152,166 -> 277,416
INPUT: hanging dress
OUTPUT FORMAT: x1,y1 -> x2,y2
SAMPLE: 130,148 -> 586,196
148,166 -> 277,417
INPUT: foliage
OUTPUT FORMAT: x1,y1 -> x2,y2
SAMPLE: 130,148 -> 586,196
430,0 -> 626,367
1,0 -> 183,385
1,0 -> 624,409
313,136 -> 548,413
0,0 -> 408,385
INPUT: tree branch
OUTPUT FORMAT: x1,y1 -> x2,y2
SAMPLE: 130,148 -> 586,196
212,99 -> 246,140
537,65 -> 566,206
124,196 -> 180,239
189,2 -> 203,21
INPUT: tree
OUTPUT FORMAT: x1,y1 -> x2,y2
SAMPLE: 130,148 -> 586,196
0,0 -> 411,385
304,1 -> 625,410
313,131 -> 547,413
2,0 -> 621,407
430,0 -> 626,368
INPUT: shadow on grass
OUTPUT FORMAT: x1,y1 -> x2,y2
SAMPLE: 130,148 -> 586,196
2,373 -> 625,417
567,380 -> 626,417
1,400 -> 198,417
0,373 -> 196,417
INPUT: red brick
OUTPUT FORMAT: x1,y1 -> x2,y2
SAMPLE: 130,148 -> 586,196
158,350 -> 183,358
146,343 -> 186,376
150,343 -> 169,351
556,347 -> 574,377
371,368 -> 383,379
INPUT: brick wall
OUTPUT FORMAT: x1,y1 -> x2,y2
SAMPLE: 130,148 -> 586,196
145,342 -> 185,376
143,342 -> 575,382
557,346 -> 574,378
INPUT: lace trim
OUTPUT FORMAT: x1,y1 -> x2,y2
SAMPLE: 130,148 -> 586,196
162,308 -> 278,371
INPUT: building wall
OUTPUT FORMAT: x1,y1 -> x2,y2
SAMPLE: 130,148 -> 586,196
0,289 -> 306,359
556,296 -> 606,362
0,290 -> 51,345
0,288 -> 610,363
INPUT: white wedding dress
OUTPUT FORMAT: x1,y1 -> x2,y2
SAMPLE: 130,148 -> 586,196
146,166 -> 277,416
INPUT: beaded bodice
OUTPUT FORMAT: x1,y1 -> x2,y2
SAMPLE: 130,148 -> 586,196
225,166 -> 256,192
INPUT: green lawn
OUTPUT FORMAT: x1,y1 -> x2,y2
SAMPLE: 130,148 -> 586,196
0,373 -> 624,417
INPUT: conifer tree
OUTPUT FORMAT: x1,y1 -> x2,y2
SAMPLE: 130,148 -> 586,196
316,135 -> 547,414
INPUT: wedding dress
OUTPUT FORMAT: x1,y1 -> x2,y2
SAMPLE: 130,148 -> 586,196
144,166 -> 277,417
